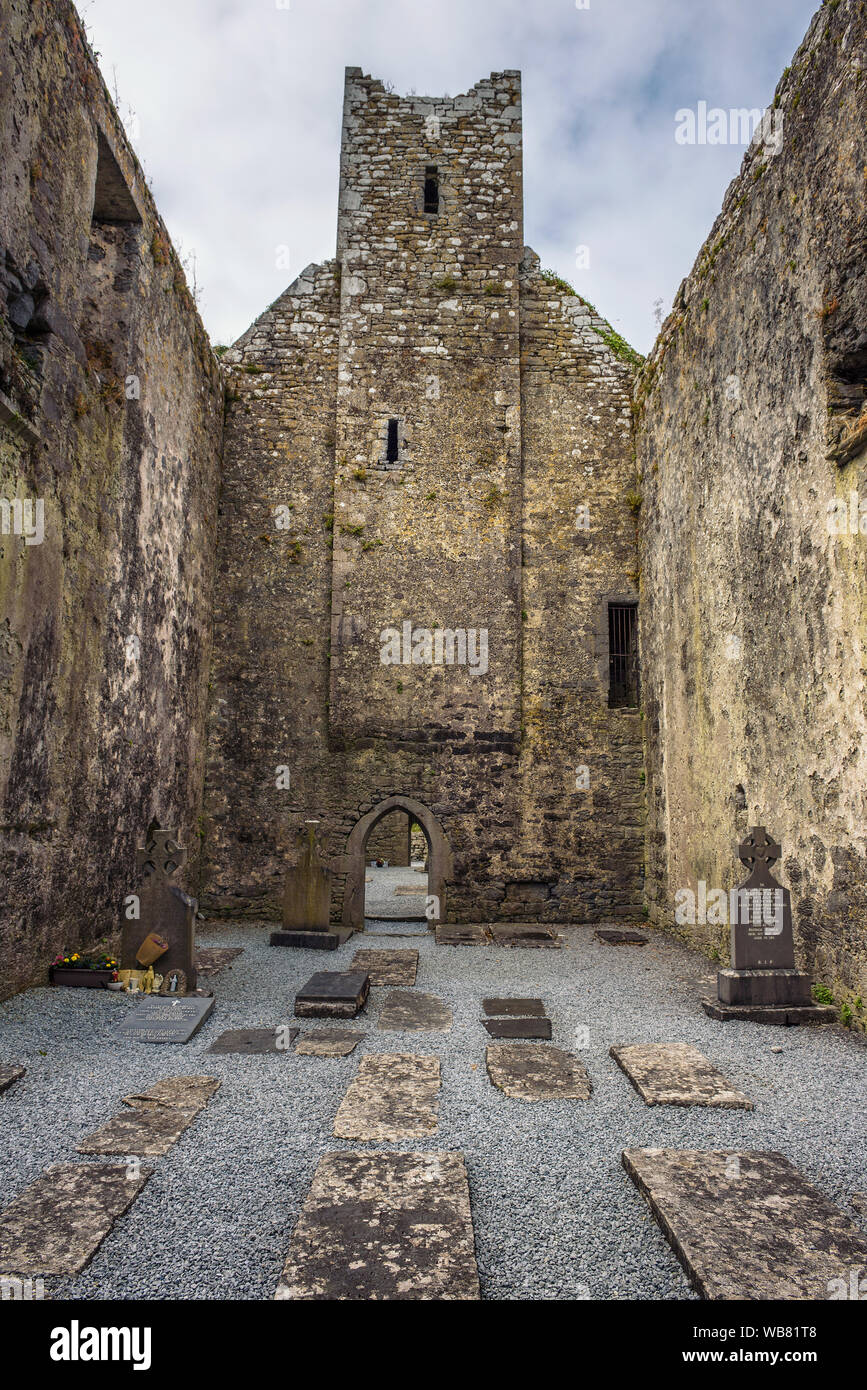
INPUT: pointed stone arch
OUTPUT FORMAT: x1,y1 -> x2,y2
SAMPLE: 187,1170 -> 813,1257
340,796 -> 452,932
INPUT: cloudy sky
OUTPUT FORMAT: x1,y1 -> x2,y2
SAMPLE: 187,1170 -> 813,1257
80,0 -> 819,355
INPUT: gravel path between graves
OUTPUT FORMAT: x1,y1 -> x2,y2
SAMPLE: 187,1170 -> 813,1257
363,863 -> 428,918
0,921 -> 865,1301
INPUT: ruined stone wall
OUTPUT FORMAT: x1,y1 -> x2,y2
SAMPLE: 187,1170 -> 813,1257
519,253 -> 643,921
637,0 -> 867,1012
205,68 -> 642,926
366,811 -> 411,866
0,0 -> 223,998
204,261 -> 341,915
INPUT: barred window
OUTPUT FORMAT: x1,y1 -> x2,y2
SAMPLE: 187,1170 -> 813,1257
608,602 -> 639,708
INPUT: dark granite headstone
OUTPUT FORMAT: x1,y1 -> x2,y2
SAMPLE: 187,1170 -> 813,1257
703,827 -> 834,1023
115,994 -> 214,1043
270,927 -> 354,950
730,827 -> 795,972
294,971 -> 370,1018
121,819 -> 197,991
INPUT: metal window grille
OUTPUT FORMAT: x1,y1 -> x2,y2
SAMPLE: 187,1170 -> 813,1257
608,602 -> 639,707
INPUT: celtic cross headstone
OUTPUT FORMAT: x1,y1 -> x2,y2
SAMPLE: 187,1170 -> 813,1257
714,825 -> 812,1012
121,818 -> 198,992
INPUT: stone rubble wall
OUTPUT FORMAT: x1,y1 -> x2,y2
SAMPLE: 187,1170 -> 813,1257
204,261 -> 341,916
519,252 -> 644,921
636,0 -> 867,1009
0,0 -> 223,999
366,811 -> 411,867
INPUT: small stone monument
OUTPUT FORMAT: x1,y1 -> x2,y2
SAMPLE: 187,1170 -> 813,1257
121,819 -> 197,993
702,826 -> 836,1024
271,820 -> 353,950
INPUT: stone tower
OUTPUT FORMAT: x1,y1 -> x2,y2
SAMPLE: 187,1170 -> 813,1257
204,68 -> 643,930
330,69 -> 524,744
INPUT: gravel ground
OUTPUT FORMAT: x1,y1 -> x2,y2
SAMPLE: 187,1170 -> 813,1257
0,920 -> 864,1301
364,863 -> 428,919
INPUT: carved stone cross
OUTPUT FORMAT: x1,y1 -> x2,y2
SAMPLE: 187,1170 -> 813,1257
136,818 -> 186,880
124,817 -> 197,992
730,824 -> 794,973
738,826 -> 781,873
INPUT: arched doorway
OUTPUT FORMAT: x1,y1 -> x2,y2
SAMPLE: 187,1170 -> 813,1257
340,796 -> 452,933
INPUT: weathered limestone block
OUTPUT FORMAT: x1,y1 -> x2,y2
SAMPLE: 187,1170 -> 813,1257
0,1164 -> 152,1276
0,1065 -> 25,1095
294,1029 -> 365,1057
610,1043 -> 753,1109
77,1076 -> 220,1156
623,1148 -> 867,1300
350,949 -> 418,985
377,991 -> 452,1032
333,1053 -> 440,1140
275,1151 -> 479,1300
486,1044 -> 592,1101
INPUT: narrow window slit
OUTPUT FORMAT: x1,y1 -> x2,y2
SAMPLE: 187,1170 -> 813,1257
424,166 -> 439,215
386,418 -> 399,464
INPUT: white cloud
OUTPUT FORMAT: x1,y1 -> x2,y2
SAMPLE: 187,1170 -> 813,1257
81,0 -> 820,354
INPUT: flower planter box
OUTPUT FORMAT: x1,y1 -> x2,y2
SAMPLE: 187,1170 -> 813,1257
49,968 -> 115,989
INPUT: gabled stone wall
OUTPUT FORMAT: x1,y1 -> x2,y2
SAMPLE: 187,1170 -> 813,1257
204,68 -> 643,927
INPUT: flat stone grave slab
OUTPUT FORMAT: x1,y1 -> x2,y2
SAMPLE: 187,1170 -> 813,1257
365,920 -> 429,937
350,949 -> 418,986
611,1043 -> 753,1109
77,1076 -> 220,1156
294,971 -> 369,1019
490,923 -> 561,949
115,994 -> 215,1044
334,1054 -> 440,1140
622,1148 -> 867,1300
596,928 -> 648,946
435,924 -> 488,946
482,998 -> 546,1017
0,1163 -> 152,1276
0,1065 -> 25,1095
295,1030 -> 366,1057
377,990 -> 453,1033
275,1151 -> 479,1301
486,1044 -> 592,1101
195,946 -> 243,976
484,1017 -> 552,1039
208,1027 -> 299,1054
